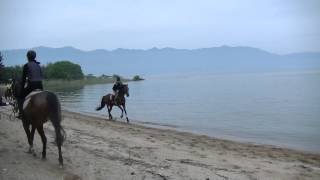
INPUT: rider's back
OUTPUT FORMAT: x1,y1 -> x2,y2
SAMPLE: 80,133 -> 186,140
113,82 -> 123,92
24,61 -> 43,82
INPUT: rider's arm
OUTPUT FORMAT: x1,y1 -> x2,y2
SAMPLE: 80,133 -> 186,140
112,84 -> 117,92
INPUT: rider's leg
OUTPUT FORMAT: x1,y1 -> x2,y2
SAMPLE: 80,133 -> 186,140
114,91 -> 119,105
16,92 -> 25,119
17,86 -> 30,119
17,98 -> 24,119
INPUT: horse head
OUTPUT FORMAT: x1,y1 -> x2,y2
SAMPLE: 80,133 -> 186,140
11,77 -> 22,99
123,84 -> 129,97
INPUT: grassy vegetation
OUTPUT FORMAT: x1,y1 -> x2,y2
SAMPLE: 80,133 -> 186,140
44,78 -> 113,91
1,74 -> 145,91
44,78 -> 113,87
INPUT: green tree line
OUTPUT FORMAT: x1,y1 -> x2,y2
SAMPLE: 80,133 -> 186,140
0,60 -> 84,83
0,53 -> 144,84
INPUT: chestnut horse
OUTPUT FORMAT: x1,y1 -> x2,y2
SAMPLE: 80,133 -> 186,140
12,79 -> 65,167
96,84 -> 130,123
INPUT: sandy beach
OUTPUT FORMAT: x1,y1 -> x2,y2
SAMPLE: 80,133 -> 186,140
0,106 -> 320,180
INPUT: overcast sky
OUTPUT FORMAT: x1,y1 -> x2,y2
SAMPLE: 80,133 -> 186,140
1,0 -> 319,54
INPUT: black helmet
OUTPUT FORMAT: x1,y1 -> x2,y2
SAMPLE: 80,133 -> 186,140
116,76 -> 121,81
27,50 -> 36,60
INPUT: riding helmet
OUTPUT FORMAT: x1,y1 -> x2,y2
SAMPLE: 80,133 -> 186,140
27,50 -> 36,60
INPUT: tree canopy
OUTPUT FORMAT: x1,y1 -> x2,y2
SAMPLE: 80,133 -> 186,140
0,60 -> 85,83
0,52 -> 3,70
133,75 -> 144,81
45,61 -> 84,80
0,52 -> 7,83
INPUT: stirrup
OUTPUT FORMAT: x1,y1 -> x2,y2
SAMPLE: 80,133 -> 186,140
16,113 -> 23,120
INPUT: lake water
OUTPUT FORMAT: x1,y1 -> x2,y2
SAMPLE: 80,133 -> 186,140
53,71 -> 320,152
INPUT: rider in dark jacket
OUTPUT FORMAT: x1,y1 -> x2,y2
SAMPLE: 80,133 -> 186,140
112,76 -> 123,104
17,50 -> 43,119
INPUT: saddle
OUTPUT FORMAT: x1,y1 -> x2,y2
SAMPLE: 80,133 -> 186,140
110,94 -> 121,105
23,89 -> 43,110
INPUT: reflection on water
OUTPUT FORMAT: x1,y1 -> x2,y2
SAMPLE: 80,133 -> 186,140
50,71 -> 320,152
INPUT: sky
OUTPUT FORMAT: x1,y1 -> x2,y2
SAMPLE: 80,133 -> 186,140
1,0 -> 319,54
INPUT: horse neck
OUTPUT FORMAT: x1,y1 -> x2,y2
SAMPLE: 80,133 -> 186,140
118,91 -> 126,97
13,83 -> 21,99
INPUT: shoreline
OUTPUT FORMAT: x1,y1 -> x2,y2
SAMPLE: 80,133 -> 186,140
65,108 -> 320,154
0,106 -> 320,179
64,109 -> 320,157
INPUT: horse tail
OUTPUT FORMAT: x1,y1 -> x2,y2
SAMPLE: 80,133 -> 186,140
47,92 -> 66,145
96,96 -> 106,111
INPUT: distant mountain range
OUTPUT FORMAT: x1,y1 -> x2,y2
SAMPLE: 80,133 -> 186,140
2,46 -> 320,76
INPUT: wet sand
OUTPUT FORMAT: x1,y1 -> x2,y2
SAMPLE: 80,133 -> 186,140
0,106 -> 320,180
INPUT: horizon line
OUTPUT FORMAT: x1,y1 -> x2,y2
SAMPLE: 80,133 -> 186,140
2,45 -> 320,55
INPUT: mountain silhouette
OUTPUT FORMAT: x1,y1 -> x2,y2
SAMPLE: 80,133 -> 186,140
2,46 -> 320,75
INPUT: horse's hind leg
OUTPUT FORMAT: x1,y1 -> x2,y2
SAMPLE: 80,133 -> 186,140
22,120 -> 33,152
37,125 -> 47,159
123,104 -> 129,123
107,105 -> 113,120
57,139 -> 63,168
29,126 -> 36,155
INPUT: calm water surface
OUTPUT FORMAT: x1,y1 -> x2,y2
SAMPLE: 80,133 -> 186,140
53,71 -> 320,152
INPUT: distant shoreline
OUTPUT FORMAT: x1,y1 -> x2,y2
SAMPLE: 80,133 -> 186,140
44,78 -> 115,89
43,77 -> 143,90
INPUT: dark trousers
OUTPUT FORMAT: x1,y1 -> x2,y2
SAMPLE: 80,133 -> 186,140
18,81 -> 43,115
22,81 -> 43,98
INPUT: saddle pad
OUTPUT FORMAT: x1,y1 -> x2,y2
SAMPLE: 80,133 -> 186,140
23,90 -> 43,110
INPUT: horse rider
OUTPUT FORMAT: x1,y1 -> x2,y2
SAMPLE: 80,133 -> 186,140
17,50 -> 44,119
112,76 -> 123,105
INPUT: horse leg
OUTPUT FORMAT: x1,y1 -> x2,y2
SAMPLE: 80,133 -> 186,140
57,139 -> 63,168
22,120 -> 32,152
117,105 -> 124,118
123,104 -> 129,123
37,125 -> 47,160
29,125 -> 36,155
107,105 -> 113,120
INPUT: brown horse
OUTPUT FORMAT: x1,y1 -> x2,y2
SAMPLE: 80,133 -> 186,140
96,84 -> 130,123
12,79 -> 65,167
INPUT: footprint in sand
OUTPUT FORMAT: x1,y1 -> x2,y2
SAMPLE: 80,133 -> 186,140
63,173 -> 81,180
232,165 -> 241,169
